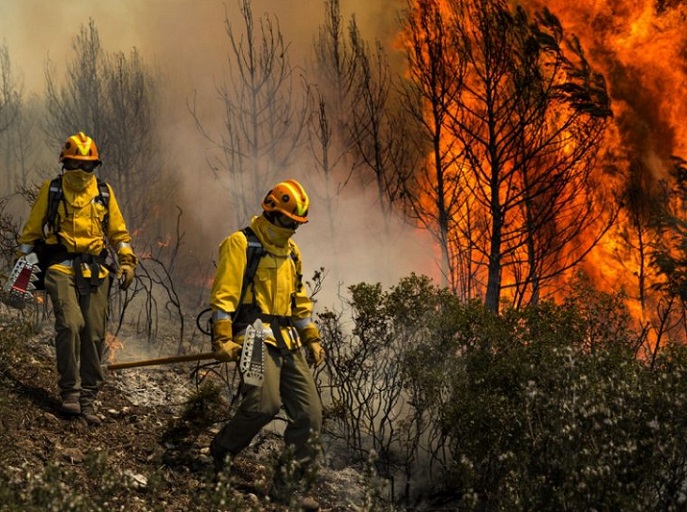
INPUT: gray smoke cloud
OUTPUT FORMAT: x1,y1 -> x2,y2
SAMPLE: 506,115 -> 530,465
0,0 -> 432,311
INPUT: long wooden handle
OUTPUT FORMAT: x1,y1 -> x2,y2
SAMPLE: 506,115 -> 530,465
106,351 -> 217,370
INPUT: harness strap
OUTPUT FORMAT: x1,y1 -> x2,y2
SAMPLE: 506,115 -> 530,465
96,179 -> 110,235
230,227 -> 266,325
260,314 -> 295,355
44,176 -> 111,240
230,227 -> 300,354
71,251 -> 108,310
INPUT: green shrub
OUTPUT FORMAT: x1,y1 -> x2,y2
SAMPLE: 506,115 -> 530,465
321,273 -> 687,510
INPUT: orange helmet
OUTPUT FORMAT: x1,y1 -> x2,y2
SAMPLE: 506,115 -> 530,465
59,132 -> 101,163
261,179 -> 310,223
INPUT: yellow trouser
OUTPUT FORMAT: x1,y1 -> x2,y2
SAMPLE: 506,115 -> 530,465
45,267 -> 110,405
212,344 -> 322,461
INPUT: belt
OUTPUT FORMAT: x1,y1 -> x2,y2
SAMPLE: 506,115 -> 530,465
237,326 -> 274,338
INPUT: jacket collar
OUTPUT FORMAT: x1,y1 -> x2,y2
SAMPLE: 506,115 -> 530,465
250,214 -> 294,257
62,173 -> 99,207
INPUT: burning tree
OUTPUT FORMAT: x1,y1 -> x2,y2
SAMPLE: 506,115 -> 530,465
397,0 -> 467,295
626,157 -> 687,362
398,0 -> 615,311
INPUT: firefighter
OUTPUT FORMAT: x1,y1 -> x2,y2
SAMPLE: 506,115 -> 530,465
16,132 -> 137,425
209,179 -> 324,508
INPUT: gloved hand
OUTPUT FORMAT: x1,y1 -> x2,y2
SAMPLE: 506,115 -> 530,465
307,340 -> 325,367
117,250 -> 137,290
299,323 -> 325,367
117,264 -> 135,291
212,318 -> 242,362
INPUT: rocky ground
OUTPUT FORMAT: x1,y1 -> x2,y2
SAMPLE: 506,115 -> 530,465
0,311 -> 386,512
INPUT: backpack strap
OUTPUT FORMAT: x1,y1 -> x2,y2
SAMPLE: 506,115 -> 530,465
232,227 -> 267,323
95,178 -> 110,235
238,227 -> 299,308
43,176 -> 111,239
44,176 -> 64,238
232,227 -> 303,354
290,244 -> 302,293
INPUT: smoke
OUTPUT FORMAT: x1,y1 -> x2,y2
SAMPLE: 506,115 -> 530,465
0,0 -> 404,93
0,0 -> 431,312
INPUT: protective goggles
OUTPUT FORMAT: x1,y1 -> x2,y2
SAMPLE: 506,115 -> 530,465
62,159 -> 99,172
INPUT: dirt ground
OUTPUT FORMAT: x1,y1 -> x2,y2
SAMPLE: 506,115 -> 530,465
0,314 -> 375,512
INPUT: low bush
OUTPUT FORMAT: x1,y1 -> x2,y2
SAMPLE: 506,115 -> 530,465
320,273 -> 687,510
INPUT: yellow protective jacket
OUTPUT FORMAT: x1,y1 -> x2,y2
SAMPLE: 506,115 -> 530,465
18,174 -> 137,278
210,215 -> 315,351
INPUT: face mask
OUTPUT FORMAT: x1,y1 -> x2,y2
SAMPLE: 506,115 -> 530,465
62,170 -> 94,191
265,222 -> 296,242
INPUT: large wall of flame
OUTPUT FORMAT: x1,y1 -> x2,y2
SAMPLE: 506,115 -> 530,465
523,0 -> 687,176
519,0 -> 687,296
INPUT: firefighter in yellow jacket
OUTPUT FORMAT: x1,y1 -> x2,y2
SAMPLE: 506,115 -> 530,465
17,132 -> 137,425
209,180 -> 325,484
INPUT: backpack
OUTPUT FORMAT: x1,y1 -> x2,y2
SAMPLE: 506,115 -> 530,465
33,175 -> 111,290
231,227 -> 300,332
44,175 -> 111,237
197,227 -> 301,345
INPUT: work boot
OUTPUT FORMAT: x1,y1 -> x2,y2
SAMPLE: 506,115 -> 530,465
269,462 -> 291,504
81,404 -> 102,425
210,437 -> 231,475
61,394 -> 81,415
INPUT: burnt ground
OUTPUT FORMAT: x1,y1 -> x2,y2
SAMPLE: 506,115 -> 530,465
0,314 -> 380,512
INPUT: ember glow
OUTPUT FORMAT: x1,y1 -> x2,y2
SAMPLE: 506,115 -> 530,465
105,333 -> 124,364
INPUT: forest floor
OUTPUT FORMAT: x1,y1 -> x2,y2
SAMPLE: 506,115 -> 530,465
0,311 -> 380,512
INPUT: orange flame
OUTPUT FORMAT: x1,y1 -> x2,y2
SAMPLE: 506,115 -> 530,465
105,332 -> 124,364
402,0 -> 687,343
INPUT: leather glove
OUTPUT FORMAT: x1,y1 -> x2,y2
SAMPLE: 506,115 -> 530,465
212,318 -> 242,363
117,264 -> 135,291
299,323 -> 325,367
307,340 -> 325,367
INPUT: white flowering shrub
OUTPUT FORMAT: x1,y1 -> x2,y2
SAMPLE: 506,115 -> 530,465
322,273 -> 687,510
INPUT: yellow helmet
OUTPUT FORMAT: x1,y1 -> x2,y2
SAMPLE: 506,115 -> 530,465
261,179 -> 310,223
59,132 -> 101,163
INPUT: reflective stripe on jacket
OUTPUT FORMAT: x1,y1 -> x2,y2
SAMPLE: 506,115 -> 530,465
18,175 -> 135,278
210,215 -> 313,350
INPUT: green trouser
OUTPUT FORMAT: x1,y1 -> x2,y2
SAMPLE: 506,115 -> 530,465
45,268 -> 110,406
213,344 -> 322,462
